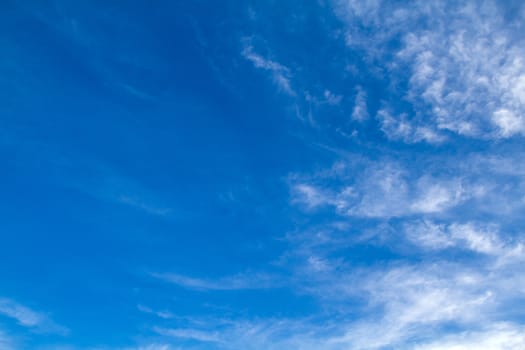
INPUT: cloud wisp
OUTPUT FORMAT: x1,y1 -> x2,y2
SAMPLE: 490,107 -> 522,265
0,298 -> 68,336
242,43 -> 295,96
150,272 -> 280,291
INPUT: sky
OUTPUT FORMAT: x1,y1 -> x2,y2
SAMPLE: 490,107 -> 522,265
1,0 -> 525,349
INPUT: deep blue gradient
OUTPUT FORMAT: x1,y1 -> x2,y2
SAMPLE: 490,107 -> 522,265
2,1 -> 525,349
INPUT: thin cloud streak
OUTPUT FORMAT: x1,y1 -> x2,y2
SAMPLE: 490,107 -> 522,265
0,298 -> 68,336
151,272 -> 281,291
242,44 -> 295,96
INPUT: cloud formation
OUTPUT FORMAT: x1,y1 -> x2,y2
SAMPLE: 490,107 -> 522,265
3,1 -> 525,350
291,159 -> 479,218
335,0 -> 525,140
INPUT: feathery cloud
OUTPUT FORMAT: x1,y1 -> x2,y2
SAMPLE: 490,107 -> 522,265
335,0 -> 525,140
242,44 -> 295,96
0,298 -> 68,335
151,272 -> 279,291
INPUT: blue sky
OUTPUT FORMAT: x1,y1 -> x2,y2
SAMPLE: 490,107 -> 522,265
1,0 -> 525,349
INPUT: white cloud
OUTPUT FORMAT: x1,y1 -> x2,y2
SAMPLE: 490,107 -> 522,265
242,44 -> 295,95
0,298 -> 68,335
351,87 -> 368,121
291,183 -> 333,210
410,177 -> 466,214
139,239 -> 525,350
289,148 -> 525,221
405,221 -> 504,255
405,220 -> 525,264
151,272 -> 279,291
335,0 -> 525,139
117,195 -> 172,216
137,305 -> 174,320
0,298 -> 44,328
377,108 -> 446,144
404,220 -> 455,249
283,153 -> 525,349
149,257 -> 525,350
414,323 -> 525,350
291,160 -> 475,218
154,318 -> 344,350
415,27 -> 525,138
323,90 -> 343,106
448,223 -> 503,255
320,263 -> 495,349
155,327 -> 222,344
492,108 -> 525,137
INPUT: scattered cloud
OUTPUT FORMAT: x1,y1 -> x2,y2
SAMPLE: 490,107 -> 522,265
335,0 -> 525,140
282,147 -> 525,349
5,2 -> 525,350
147,261 -> 525,350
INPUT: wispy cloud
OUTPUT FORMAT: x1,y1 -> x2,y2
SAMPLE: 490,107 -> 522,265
323,90 -> 343,106
242,43 -> 295,96
335,0 -> 525,140
291,160 -> 477,218
275,247 -> 525,349
407,221 -> 502,254
281,146 -> 525,348
5,2 -> 525,350
153,318 -> 342,350
413,323 -> 525,350
351,87 -> 368,121
151,272 -> 280,291
0,298 -> 68,335
117,195 -> 172,217
325,266 -> 492,349
137,305 -> 174,320
377,108 -> 446,144
154,327 -> 222,344
289,148 -> 525,221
